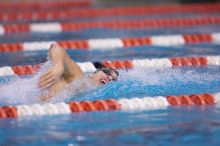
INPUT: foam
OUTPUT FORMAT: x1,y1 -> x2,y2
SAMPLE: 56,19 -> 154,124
119,67 -> 216,85
75,66 -> 220,101
0,59 -> 97,105
0,60 -> 53,105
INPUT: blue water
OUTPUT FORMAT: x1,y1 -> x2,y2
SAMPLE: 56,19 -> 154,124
0,1 -> 220,146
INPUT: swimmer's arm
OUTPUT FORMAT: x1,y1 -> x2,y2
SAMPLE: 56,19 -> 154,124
39,44 -> 82,88
49,44 -> 83,79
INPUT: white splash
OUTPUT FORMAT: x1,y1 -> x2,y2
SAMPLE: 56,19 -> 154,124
0,60 -> 53,105
0,60 -> 97,105
119,67 -> 216,85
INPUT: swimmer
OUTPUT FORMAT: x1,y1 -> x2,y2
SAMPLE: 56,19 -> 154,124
38,44 -> 119,101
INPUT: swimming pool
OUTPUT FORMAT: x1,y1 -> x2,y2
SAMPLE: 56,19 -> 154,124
0,1 -> 220,146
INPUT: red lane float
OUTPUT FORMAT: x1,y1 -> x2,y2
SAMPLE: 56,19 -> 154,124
0,32 -> 219,52
0,93 -> 219,118
1,17 -> 220,35
0,106 -> 17,118
0,55 -> 219,77
0,3 -> 220,22
169,57 -> 208,67
0,0 -> 92,11
167,94 -> 215,105
11,64 -> 41,75
180,96 -> 195,105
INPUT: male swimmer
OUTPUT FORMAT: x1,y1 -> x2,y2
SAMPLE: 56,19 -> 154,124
38,44 -> 119,101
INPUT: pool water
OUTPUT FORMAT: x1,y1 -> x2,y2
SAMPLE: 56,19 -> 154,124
0,1 -> 220,146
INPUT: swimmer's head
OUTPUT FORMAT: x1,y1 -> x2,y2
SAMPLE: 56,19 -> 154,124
89,67 -> 119,86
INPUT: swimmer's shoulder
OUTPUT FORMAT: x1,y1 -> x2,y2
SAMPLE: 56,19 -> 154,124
64,71 -> 84,84
62,54 -> 84,83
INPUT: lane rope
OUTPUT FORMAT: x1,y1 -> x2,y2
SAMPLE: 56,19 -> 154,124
0,32 -> 219,52
0,0 -> 92,11
0,55 -> 219,77
0,3 -> 220,22
0,92 -> 219,118
1,16 -> 220,35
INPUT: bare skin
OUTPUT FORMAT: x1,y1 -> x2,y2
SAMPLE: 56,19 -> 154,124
38,44 -> 118,101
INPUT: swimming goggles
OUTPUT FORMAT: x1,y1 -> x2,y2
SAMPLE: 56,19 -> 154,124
101,68 -> 118,81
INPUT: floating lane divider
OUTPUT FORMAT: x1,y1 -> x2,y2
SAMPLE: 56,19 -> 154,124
0,93 -> 219,118
0,0 -> 92,11
0,32 -> 220,52
1,16 -> 220,35
0,55 -> 220,77
0,3 -> 220,22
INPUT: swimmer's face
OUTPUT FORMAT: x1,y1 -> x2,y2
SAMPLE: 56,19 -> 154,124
89,68 -> 119,86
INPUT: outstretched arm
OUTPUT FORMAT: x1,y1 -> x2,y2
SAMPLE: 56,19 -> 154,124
38,44 -> 83,89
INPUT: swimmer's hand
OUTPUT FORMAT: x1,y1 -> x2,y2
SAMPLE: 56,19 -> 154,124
38,62 -> 64,89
